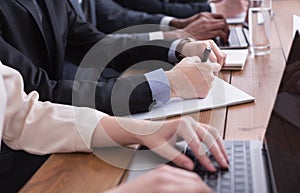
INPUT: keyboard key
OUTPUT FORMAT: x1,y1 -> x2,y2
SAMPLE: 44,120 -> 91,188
234,164 -> 244,170
235,183 -> 245,191
221,188 -> 231,193
221,180 -> 231,187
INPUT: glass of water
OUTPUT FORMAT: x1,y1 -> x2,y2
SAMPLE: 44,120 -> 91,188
249,0 -> 272,56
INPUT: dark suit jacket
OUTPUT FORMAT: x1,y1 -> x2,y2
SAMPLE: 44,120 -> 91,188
162,0 -> 208,3
0,142 -> 49,193
115,0 -> 211,18
0,0 -> 172,115
70,0 -> 165,33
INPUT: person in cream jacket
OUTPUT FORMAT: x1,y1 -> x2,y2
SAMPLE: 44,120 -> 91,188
0,62 -> 228,193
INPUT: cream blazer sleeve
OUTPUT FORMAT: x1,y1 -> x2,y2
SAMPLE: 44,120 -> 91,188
0,63 -> 107,155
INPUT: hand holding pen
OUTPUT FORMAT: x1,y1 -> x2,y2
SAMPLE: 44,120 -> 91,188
179,40 -> 226,66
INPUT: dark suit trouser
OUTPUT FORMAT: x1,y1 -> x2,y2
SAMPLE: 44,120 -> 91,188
0,142 -> 49,193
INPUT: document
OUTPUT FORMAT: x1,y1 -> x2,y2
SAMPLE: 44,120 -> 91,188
222,49 -> 248,70
126,77 -> 254,120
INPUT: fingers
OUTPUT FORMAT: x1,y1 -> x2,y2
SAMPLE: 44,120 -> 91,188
210,13 -> 227,20
186,57 -> 221,75
186,56 -> 221,75
207,20 -> 229,32
210,29 -> 229,42
188,133 -> 217,172
177,117 -> 228,172
199,62 -> 222,74
207,40 -> 227,66
177,118 -> 218,172
151,141 -> 195,171
199,123 -> 229,165
199,12 -> 225,20
193,123 -> 228,171
151,165 -> 214,193
181,40 -> 226,66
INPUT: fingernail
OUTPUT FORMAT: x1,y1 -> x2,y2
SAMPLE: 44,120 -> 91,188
208,162 -> 216,172
222,158 -> 229,168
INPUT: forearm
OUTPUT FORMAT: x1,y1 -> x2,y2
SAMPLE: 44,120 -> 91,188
91,116 -> 139,148
1,64 -> 107,154
91,116 -> 175,148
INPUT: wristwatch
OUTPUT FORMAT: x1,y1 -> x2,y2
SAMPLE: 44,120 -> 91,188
175,38 -> 195,61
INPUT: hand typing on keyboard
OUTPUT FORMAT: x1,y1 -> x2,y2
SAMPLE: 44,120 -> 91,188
170,141 -> 254,193
136,116 -> 229,172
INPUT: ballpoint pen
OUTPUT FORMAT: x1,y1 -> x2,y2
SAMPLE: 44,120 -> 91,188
201,46 -> 211,62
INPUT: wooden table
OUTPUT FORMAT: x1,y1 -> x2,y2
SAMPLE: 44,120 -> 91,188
20,1 -> 300,192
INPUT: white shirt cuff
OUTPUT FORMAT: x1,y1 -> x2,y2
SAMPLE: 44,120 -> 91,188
74,108 -> 108,151
210,3 -> 216,13
160,16 -> 175,31
149,31 -> 165,41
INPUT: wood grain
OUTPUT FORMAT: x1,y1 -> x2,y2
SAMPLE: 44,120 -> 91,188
225,20 -> 286,140
20,153 -> 128,193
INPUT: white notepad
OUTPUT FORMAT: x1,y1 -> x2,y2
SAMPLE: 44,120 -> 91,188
222,49 -> 249,70
293,15 -> 300,37
125,77 -> 254,120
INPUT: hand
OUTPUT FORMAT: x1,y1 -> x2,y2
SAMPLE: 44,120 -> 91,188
164,13 -> 229,42
98,116 -> 229,172
214,0 -> 248,18
180,40 -> 226,66
136,116 -> 229,172
105,165 -> 213,193
169,14 -> 201,29
166,56 -> 221,99
280,61 -> 300,94
178,13 -> 229,42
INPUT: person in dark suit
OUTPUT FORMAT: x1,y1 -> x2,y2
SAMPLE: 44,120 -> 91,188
0,0 -> 225,116
164,0 -> 207,3
71,0 -> 229,42
162,0 -> 207,3
115,0 -> 211,19
115,0 -> 248,19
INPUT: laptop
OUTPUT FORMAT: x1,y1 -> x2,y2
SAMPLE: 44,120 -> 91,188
126,35 -> 300,193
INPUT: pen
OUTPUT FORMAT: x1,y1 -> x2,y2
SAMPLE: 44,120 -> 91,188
201,46 -> 211,62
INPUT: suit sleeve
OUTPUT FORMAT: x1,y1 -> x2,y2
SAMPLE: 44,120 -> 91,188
0,30 -> 164,115
166,0 -> 208,3
95,0 -> 165,33
115,0 -> 211,18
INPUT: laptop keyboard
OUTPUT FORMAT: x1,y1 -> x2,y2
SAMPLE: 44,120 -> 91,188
215,28 -> 248,48
182,141 -> 253,193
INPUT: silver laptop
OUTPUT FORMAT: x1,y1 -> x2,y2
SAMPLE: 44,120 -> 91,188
126,50 -> 300,193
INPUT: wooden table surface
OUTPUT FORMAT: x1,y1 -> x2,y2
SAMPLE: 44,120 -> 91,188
20,1 -> 300,192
